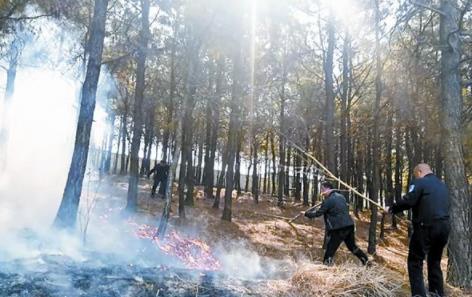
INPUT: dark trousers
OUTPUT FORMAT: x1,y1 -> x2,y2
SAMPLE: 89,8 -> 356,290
408,220 -> 450,297
151,178 -> 166,197
324,225 -> 368,265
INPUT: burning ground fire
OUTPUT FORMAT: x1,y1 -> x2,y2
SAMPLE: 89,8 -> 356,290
128,221 -> 221,271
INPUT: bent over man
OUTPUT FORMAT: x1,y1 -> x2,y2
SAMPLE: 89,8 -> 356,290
148,160 -> 169,198
305,181 -> 368,266
387,163 -> 450,297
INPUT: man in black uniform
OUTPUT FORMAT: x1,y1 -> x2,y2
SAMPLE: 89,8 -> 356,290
387,163 -> 450,297
148,160 -> 170,198
305,181 -> 369,266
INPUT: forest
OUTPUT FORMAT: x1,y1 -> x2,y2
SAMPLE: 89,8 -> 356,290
0,0 -> 471,296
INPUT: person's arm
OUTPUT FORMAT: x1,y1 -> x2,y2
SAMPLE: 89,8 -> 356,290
148,167 -> 156,178
305,198 -> 332,218
390,181 -> 422,213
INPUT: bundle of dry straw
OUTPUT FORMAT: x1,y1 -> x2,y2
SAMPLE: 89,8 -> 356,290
267,262 -> 405,297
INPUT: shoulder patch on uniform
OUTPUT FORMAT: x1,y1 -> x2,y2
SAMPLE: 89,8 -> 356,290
408,184 -> 415,193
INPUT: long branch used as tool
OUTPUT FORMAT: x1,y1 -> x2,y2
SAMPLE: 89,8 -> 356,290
289,202 -> 323,223
278,131 -> 386,212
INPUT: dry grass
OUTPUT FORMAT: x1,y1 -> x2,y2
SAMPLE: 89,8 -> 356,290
268,262 -> 407,297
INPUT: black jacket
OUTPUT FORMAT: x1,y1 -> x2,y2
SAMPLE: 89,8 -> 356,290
305,191 -> 354,231
149,163 -> 169,181
391,173 -> 449,226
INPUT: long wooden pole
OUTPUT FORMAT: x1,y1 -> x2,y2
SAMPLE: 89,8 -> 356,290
279,132 -> 386,212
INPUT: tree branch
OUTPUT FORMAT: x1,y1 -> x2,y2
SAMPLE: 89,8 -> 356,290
409,0 -> 447,16
0,14 -> 53,21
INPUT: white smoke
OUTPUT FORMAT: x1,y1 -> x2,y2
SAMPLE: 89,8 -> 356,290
0,16 -> 111,236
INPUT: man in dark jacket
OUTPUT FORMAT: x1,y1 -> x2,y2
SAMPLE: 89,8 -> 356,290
305,181 -> 369,266
387,163 -> 450,297
148,160 -> 170,198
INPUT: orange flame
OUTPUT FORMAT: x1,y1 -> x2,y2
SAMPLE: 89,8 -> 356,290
129,221 -> 221,271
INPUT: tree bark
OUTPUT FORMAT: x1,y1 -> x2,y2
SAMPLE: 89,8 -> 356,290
125,0 -> 150,213
270,131 -> 277,196
204,56 -> 224,199
222,44 -> 242,222
235,130 -> 242,196
178,36 -> 201,216
162,31 -> 177,163
302,136 -> 310,206
294,150 -> 301,202
263,133 -> 269,194
440,0 -> 472,287
53,0 -> 108,228
284,146 -> 291,196
368,0 -> 382,255
323,8 -> 336,173
113,114 -> 123,174
245,145 -> 253,193
120,95 -> 129,175
252,135 -> 259,203
278,62 -> 287,206
340,30 -> 351,185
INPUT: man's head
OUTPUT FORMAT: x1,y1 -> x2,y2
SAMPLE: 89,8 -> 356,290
320,181 -> 334,196
413,163 -> 433,179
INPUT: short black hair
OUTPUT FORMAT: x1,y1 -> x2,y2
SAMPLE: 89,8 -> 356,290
321,181 -> 334,189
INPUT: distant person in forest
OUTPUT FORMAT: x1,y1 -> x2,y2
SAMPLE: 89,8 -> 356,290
304,181 -> 369,266
148,160 -> 169,198
386,163 -> 450,297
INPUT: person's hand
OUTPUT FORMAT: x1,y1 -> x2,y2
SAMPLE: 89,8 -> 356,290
304,211 -> 313,218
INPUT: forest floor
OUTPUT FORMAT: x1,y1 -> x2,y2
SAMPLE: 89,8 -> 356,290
90,175 -> 471,297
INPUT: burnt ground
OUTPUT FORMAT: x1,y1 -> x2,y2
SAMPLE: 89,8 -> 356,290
0,254 -> 270,297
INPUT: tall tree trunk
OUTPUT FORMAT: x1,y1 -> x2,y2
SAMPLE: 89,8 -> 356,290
284,146 -> 291,196
162,32 -> 177,163
113,114 -> 123,174
323,8 -> 336,173
120,101 -> 128,175
368,0 -> 382,255
354,139 -> 365,215
278,63 -> 287,206
196,132 -> 204,184
385,106 -> 394,208
393,122 -> 402,228
125,0 -> 150,213
440,0 -> 472,287
222,45 -> 242,222
202,60 -> 214,190
263,133 -> 269,194
294,151 -> 301,202
252,136 -> 259,203
235,131 -> 242,196
302,136 -> 310,206
179,37 -> 201,216
245,145 -> 253,193
340,30 -> 351,185
270,131 -> 277,196
53,0 -> 108,228
204,56 -> 224,199
140,115 -> 150,176
213,149 -> 228,209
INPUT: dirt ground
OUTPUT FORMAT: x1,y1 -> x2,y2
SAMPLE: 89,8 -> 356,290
91,175 -> 471,297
